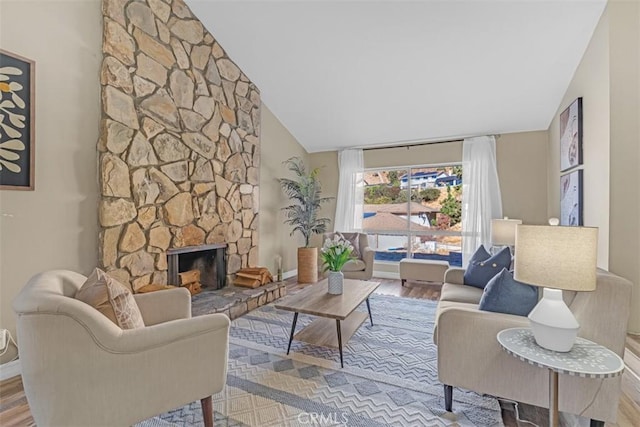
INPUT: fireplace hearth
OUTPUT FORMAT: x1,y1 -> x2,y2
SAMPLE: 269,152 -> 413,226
167,243 -> 227,290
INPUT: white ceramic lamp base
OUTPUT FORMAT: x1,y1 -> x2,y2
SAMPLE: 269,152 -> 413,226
528,288 -> 579,352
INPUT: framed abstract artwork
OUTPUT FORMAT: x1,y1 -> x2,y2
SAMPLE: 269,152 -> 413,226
0,49 -> 35,190
560,169 -> 583,226
559,97 -> 582,172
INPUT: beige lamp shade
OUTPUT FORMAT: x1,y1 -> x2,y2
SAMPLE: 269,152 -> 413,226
491,218 -> 522,246
514,225 -> 598,291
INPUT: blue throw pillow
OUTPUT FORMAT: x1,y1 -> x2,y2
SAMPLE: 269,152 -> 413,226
478,268 -> 539,317
463,246 -> 511,289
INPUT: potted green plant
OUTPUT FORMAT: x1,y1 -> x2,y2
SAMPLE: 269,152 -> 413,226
320,235 -> 354,294
279,157 -> 333,283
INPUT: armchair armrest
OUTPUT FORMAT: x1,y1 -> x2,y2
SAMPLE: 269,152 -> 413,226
362,247 -> 375,276
134,287 -> 191,325
436,306 -> 537,395
443,267 -> 465,285
108,313 -> 230,353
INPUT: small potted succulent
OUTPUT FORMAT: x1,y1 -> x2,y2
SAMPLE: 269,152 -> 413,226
320,235 -> 354,295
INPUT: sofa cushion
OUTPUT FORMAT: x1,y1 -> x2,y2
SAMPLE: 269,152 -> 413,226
75,268 -> 145,329
479,268 -> 539,316
463,246 -> 511,289
440,282 -> 484,304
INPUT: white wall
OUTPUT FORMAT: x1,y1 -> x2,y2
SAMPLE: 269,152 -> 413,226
0,0 -> 102,350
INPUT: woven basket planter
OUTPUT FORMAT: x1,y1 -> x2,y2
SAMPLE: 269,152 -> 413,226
297,247 -> 318,283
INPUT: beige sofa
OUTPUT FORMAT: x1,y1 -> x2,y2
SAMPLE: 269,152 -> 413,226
434,267 -> 632,425
13,270 -> 230,427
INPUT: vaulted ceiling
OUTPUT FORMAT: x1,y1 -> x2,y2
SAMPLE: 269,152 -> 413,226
186,0 -> 606,153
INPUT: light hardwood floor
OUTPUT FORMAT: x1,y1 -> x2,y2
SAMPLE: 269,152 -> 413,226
1,277 -> 639,426
0,375 -> 33,427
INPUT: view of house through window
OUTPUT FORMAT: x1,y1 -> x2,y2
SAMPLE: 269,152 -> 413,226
363,166 -> 463,266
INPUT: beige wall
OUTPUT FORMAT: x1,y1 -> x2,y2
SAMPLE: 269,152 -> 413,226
258,104 -> 310,274
309,151 -> 338,246
496,131 -> 549,225
547,1 -> 640,332
364,141 -> 463,169
608,0 -> 640,332
257,118 -> 341,275
257,115 -> 340,274
547,9 -> 611,268
0,0 -> 102,354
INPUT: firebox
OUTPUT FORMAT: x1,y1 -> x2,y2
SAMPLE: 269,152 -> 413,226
167,243 -> 227,290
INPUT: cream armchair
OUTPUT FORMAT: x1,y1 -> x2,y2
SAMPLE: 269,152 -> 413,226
323,232 -> 375,280
13,270 -> 230,427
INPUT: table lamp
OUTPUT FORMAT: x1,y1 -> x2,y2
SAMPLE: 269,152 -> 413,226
514,225 -> 598,352
491,217 -> 522,253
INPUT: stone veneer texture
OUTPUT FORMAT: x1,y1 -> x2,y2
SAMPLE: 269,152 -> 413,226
98,0 -> 260,290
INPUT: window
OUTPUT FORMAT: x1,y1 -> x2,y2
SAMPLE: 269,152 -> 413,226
362,166 -> 462,266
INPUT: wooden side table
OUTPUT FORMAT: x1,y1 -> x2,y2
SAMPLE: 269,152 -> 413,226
497,328 -> 624,427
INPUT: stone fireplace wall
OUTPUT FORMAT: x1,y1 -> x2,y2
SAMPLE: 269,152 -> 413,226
98,0 -> 260,290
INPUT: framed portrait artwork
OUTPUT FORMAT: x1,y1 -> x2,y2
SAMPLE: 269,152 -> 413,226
560,169 -> 583,226
0,49 -> 35,190
559,97 -> 582,172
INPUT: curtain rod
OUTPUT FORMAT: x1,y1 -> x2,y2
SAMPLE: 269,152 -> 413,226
362,134 -> 500,152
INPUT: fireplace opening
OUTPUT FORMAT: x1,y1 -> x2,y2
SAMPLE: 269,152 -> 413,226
167,243 -> 227,290
178,251 -> 217,288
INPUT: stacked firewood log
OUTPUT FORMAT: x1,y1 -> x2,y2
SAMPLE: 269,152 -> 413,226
234,267 -> 273,288
179,269 -> 202,295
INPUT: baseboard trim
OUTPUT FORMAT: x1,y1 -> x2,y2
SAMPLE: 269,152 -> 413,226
372,270 -> 400,280
623,348 -> 640,382
0,359 -> 21,381
281,269 -> 401,281
283,269 -> 297,280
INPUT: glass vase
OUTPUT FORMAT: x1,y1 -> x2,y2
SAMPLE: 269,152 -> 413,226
327,271 -> 344,295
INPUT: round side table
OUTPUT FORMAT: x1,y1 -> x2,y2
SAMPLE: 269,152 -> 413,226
497,328 -> 624,427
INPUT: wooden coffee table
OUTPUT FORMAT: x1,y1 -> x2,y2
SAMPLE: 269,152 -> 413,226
275,278 -> 380,368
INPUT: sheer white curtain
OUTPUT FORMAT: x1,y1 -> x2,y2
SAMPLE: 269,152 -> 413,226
461,136 -> 503,267
334,149 -> 364,232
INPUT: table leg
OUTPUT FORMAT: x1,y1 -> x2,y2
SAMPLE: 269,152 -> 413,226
336,319 -> 343,368
366,297 -> 373,326
286,312 -> 299,355
549,369 -> 559,427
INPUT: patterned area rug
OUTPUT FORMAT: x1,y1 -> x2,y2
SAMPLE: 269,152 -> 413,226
139,293 -> 504,426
